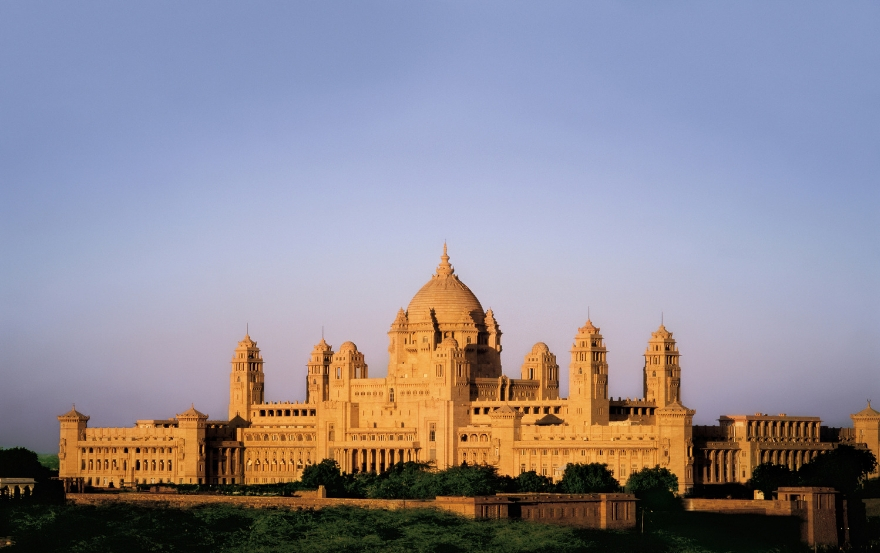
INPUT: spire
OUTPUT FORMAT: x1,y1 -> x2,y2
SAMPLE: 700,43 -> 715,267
436,243 -> 454,277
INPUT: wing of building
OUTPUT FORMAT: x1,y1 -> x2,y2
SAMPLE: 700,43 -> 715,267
57,247 -> 880,493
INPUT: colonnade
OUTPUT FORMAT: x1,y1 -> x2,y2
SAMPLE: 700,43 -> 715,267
758,448 -> 819,471
339,447 -> 420,473
700,448 -> 823,484
748,420 -> 820,440
701,449 -> 738,483
208,446 -> 243,484
0,479 -> 35,499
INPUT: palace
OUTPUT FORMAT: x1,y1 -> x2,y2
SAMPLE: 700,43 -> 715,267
58,247 -> 880,493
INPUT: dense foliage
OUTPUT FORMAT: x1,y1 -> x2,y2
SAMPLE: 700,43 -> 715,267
747,445 -> 878,497
625,467 -> 679,511
0,447 -> 53,480
749,463 -> 796,498
798,445 -> 877,495
558,463 -> 620,494
0,501 -> 829,553
37,453 -> 59,471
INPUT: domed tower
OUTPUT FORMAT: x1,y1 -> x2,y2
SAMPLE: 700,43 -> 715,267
643,324 -> 681,408
228,333 -> 264,421
387,245 -> 501,383
306,338 -> 333,404
568,320 -> 610,425
521,342 -> 560,400
329,341 -> 367,400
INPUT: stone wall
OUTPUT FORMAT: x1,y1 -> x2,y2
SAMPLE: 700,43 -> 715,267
67,492 -> 428,511
66,491 -> 637,530
684,488 -> 843,548
683,498 -> 796,516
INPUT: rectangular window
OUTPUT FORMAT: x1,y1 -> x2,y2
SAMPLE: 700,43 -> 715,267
429,423 -> 436,442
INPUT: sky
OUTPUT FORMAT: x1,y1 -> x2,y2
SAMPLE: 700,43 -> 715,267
1,2 -> 878,453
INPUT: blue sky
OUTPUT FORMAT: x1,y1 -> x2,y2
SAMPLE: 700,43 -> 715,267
1,2 -> 878,453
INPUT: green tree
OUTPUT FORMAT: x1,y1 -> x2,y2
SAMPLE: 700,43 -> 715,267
515,470 -> 556,493
797,444 -> 877,495
365,461 -> 436,499
36,454 -> 59,472
300,459 -> 346,496
748,462 -> 795,498
435,463 -> 512,496
558,463 -> 620,494
625,466 -> 679,511
0,447 -> 51,479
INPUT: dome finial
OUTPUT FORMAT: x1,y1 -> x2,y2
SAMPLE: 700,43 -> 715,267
436,243 -> 454,276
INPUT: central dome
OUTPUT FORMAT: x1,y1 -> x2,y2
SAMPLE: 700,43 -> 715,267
407,245 -> 484,324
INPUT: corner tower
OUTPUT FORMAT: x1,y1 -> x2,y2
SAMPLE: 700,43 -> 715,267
852,401 -> 880,477
57,406 -> 89,481
643,324 -> 681,408
228,333 -> 264,421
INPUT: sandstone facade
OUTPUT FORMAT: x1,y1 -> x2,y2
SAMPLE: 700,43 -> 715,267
58,247 -> 880,493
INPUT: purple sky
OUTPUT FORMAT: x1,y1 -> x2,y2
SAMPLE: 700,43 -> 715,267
1,2 -> 878,453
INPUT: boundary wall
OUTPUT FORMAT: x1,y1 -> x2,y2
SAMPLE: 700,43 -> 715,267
67,491 -> 637,530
